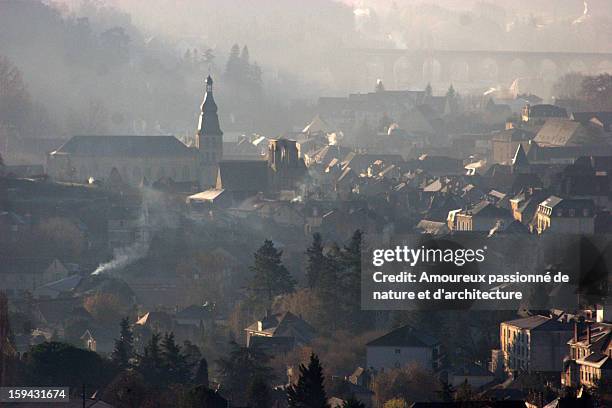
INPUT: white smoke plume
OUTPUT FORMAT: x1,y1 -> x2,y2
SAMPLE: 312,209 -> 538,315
91,187 -> 172,276
91,241 -> 149,275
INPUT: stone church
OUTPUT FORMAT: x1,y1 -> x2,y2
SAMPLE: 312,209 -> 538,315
47,75 -> 223,189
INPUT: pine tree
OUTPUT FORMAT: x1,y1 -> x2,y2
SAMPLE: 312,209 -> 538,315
225,44 -> 242,82
161,332 -> 190,385
217,341 -> 274,404
246,376 -> 271,408
111,317 -> 134,369
138,333 -> 163,387
203,48 -> 215,67
240,45 -> 250,65
446,84 -> 456,99
306,233 -> 325,289
424,83 -> 433,98
316,243 -> 342,332
249,240 -> 295,307
340,230 -> 368,331
342,397 -> 366,408
287,353 -> 330,408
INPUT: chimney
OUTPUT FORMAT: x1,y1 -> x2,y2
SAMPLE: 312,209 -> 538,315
574,321 -> 578,342
505,121 -> 514,130
587,323 -> 591,345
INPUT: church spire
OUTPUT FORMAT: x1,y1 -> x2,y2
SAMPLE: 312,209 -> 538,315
198,75 -> 222,136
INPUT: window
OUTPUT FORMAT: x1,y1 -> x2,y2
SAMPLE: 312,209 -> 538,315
395,348 -> 401,354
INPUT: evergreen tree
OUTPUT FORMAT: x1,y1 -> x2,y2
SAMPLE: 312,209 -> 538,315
111,317 -> 134,369
248,240 -> 295,307
249,62 -> 263,90
246,376 -> 271,408
217,341 -> 274,404
306,233 -> 325,289
240,45 -> 250,65
225,44 -> 242,82
316,243 -> 342,332
339,230 -> 368,331
203,48 -> 215,67
287,353 -> 330,408
342,397 -> 366,408
446,84 -> 456,99
194,357 -> 209,389
161,332 -> 191,385
424,83 -> 433,98
138,333 -> 163,387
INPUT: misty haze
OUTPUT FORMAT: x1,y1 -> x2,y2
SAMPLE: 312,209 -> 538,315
1,1 -> 612,407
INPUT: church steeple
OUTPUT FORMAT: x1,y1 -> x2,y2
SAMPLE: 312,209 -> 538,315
198,75 -> 222,137
196,75 -> 223,188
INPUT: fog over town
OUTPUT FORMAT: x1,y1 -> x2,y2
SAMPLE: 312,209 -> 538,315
1,0 -> 612,407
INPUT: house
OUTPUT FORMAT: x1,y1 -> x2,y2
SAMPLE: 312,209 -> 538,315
366,325 -> 443,372
81,327 -> 117,355
509,189 -> 549,225
571,111 -> 612,132
448,363 -> 495,389
491,128 -> 534,165
522,104 -> 567,123
33,274 -> 82,299
500,315 -> 573,374
453,201 -> 514,232
561,322 -> 612,389
535,196 -> 595,234
245,311 -> 316,353
175,304 -> 214,328
528,119 -> 612,162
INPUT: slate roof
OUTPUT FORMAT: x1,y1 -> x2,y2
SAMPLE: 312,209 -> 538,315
503,315 -> 572,331
176,304 -> 214,320
539,195 -> 595,213
528,104 -> 567,118
53,135 -> 194,157
450,363 -> 494,377
571,111 -> 612,130
245,311 -> 316,342
217,160 -> 268,192
249,335 -> 295,352
491,128 -> 534,142
367,325 -> 439,348
533,119 -> 607,147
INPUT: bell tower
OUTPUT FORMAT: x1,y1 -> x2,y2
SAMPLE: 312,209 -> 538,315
196,75 -> 223,187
